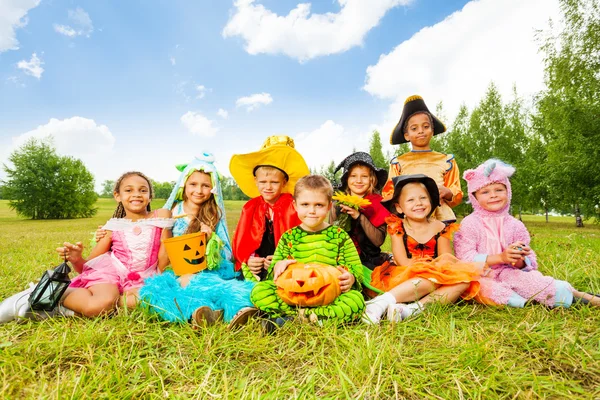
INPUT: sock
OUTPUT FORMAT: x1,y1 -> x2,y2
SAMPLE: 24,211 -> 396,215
364,292 -> 396,323
400,301 -> 423,319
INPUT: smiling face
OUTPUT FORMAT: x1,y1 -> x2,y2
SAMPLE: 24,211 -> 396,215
114,174 -> 151,216
474,182 -> 508,212
254,168 -> 286,205
347,164 -> 374,197
294,189 -> 332,232
404,113 -> 434,151
184,171 -> 213,206
395,182 -> 432,221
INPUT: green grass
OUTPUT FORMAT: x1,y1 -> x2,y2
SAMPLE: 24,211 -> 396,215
1,199 -> 599,399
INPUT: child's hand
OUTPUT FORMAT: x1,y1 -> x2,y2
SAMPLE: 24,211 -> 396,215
273,259 -> 296,281
247,256 -> 265,278
56,242 -> 84,264
95,225 -> 107,242
336,266 -> 355,293
501,241 -> 527,265
200,223 -> 213,236
263,255 -> 273,270
438,185 -> 453,202
339,204 -> 360,220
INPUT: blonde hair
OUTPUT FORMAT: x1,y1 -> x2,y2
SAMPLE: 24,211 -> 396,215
393,181 -> 434,219
182,170 -> 221,234
294,175 -> 333,201
253,165 -> 288,183
112,171 -> 154,218
344,163 -> 377,196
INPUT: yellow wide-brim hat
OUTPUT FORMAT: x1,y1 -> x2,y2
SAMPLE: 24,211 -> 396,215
229,135 -> 310,198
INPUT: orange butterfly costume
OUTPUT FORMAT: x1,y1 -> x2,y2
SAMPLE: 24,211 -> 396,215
370,215 -> 481,300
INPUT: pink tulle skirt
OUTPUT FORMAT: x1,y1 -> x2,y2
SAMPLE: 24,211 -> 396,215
69,253 -> 158,293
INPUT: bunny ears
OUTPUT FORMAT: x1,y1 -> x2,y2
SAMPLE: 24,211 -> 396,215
463,159 -> 515,195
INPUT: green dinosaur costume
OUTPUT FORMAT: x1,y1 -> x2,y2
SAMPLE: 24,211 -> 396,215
250,225 -> 365,323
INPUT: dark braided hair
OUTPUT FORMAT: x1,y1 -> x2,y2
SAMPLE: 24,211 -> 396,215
112,171 -> 154,218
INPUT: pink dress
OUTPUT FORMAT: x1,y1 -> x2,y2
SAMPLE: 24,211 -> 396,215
70,217 -> 174,292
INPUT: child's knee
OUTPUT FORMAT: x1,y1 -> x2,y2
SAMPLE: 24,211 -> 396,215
81,298 -> 117,317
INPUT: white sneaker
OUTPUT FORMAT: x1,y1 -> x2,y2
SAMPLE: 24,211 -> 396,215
386,303 -> 409,323
362,301 -> 387,325
0,283 -> 35,324
22,304 -> 76,321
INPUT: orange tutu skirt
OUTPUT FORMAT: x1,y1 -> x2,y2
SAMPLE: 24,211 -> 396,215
370,254 -> 483,300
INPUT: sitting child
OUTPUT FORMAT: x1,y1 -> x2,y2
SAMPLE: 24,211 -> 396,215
137,155 -> 256,327
331,152 -> 391,270
0,171 -> 174,322
230,135 -> 309,281
250,175 -> 365,324
364,174 -> 480,324
454,159 -> 600,308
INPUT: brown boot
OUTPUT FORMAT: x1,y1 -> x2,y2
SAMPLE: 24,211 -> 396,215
191,306 -> 223,329
227,307 -> 259,330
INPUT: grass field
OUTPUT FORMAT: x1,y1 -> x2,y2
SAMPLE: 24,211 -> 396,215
1,199 -> 599,399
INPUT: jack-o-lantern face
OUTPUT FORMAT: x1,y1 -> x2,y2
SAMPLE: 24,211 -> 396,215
183,241 -> 205,265
163,232 -> 207,276
276,262 -> 342,307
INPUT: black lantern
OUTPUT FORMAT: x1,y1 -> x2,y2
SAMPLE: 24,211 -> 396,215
28,259 -> 71,311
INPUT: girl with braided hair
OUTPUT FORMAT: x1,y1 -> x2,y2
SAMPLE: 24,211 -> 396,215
54,171 -> 174,317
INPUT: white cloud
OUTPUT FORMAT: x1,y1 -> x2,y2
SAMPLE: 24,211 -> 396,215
17,53 -> 44,79
13,117 -> 115,156
53,24 -> 77,37
236,92 -> 273,111
196,85 -> 209,99
294,120 -> 360,171
180,111 -> 219,137
170,56 -> 176,66
223,0 -> 412,62
0,0 -> 40,52
364,0 -> 561,132
54,7 -> 93,38
217,108 -> 229,119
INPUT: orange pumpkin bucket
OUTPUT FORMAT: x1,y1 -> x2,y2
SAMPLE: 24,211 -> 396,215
163,232 -> 207,276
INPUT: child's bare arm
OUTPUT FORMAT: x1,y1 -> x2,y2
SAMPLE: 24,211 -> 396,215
391,234 -> 412,266
57,233 -> 112,274
155,208 -> 173,272
437,236 -> 454,256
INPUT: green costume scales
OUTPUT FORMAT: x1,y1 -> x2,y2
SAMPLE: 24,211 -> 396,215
251,225 -> 365,322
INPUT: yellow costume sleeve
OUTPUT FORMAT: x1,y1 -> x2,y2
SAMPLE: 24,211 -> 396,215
444,156 -> 463,208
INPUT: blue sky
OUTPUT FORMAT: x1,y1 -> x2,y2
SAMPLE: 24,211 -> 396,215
0,0 -> 560,189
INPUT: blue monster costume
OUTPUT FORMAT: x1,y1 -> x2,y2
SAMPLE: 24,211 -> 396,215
139,154 -> 254,323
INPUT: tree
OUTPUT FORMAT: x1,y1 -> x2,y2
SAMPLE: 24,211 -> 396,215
152,181 -> 175,199
99,180 -> 115,198
536,0 -> 600,225
2,138 -> 97,219
368,131 -> 388,170
220,176 -> 249,201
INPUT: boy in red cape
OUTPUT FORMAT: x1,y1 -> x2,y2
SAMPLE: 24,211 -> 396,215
230,135 -> 310,281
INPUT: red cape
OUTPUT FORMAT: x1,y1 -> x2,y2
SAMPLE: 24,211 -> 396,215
232,193 -> 301,271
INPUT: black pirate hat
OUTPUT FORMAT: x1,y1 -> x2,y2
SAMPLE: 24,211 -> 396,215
390,95 -> 446,145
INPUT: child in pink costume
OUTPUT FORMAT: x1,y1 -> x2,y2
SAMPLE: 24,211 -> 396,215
454,159 -> 599,308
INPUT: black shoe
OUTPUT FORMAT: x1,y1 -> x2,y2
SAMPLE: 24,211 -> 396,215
260,316 -> 292,335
